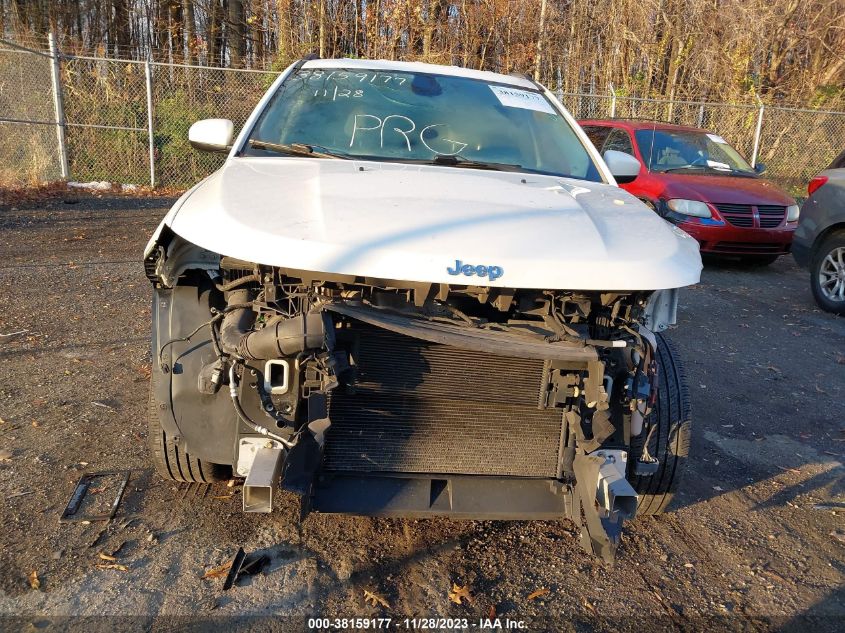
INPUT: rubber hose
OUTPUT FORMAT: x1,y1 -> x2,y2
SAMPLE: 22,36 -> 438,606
219,288 -> 255,355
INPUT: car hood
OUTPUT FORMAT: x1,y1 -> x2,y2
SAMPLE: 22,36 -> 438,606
658,172 -> 795,206
165,158 -> 701,290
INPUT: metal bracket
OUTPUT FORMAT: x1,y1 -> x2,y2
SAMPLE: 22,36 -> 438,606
243,447 -> 286,513
236,437 -> 286,476
572,450 -> 638,562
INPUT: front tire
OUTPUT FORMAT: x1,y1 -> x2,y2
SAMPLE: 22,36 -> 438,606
147,375 -> 231,483
810,231 -> 845,315
632,332 -> 692,516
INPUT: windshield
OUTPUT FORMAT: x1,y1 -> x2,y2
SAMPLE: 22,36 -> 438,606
243,67 -> 603,182
634,129 -> 755,175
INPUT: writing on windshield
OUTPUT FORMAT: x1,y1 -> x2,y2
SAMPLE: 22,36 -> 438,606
244,67 -> 602,182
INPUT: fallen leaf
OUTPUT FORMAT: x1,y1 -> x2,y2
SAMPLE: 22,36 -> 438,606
777,466 -> 801,475
0,449 -> 12,461
583,598 -> 595,612
487,605 -> 497,619
227,479 -> 235,488
448,583 -> 474,605
363,589 -> 390,609
28,570 -> 40,590
98,553 -> 118,562
527,587 -> 550,601
95,564 -> 128,571
202,561 -> 233,580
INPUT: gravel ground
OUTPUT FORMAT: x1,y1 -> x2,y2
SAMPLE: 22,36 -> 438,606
0,194 -> 843,632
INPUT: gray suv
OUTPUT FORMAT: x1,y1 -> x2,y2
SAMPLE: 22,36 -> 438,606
793,149 -> 845,315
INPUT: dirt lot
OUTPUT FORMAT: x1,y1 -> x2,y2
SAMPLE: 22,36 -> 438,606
0,193 -> 843,632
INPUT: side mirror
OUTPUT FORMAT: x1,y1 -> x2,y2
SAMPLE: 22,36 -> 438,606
603,150 -> 641,184
188,118 -> 234,153
754,162 -> 767,175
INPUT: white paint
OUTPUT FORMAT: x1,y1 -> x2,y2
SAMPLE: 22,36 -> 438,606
602,149 -> 641,180
147,59 -> 701,291
349,114 -> 382,148
158,159 -> 701,291
489,85 -> 556,114
188,118 -> 234,150
420,125 -> 467,156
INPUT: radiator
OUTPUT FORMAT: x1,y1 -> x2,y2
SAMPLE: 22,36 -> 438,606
324,324 -> 564,477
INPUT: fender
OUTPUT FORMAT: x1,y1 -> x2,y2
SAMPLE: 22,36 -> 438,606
151,282 -> 237,465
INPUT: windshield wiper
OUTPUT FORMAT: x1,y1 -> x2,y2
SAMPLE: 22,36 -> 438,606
658,165 -> 709,173
248,140 -> 349,159
428,154 -> 524,172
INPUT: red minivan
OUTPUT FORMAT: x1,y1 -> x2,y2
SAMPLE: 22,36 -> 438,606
580,120 -> 799,264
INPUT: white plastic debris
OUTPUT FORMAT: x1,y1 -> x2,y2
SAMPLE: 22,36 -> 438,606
67,181 -> 112,191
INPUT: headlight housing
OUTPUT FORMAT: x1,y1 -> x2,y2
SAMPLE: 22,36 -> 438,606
786,204 -> 800,222
666,199 -> 712,218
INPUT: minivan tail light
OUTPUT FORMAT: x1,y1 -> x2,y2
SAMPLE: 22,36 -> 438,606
808,176 -> 828,196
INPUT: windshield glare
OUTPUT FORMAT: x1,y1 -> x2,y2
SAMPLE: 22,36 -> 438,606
634,129 -> 755,174
244,68 -> 602,182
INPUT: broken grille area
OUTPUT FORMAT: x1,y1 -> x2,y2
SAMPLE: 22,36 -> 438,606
324,324 -> 564,477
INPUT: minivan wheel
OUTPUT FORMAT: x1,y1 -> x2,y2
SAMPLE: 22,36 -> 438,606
632,332 -> 692,516
811,231 -> 845,315
147,374 -> 231,483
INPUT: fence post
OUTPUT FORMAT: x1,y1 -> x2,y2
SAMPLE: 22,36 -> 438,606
751,94 -> 764,168
608,82 -> 617,118
145,60 -> 156,188
697,104 -> 705,128
48,32 -> 69,180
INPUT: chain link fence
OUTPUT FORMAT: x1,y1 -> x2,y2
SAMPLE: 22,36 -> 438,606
2,40 -> 845,194
0,47 -> 63,185
149,63 -> 275,186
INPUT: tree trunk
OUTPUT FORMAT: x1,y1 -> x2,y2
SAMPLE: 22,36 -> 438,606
183,0 -> 195,63
276,0 -> 292,64
207,0 -> 221,65
227,0 -> 245,67
318,0 -> 326,58
534,0 -> 548,81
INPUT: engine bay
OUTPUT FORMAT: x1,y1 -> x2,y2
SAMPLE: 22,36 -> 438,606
147,244 -> 679,561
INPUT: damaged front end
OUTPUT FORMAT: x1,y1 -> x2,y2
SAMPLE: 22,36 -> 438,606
148,236 -> 684,562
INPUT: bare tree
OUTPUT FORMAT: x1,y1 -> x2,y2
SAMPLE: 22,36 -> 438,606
1,0 -> 842,107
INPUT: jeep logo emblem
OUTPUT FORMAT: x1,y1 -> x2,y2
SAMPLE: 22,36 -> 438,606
447,259 -> 504,281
